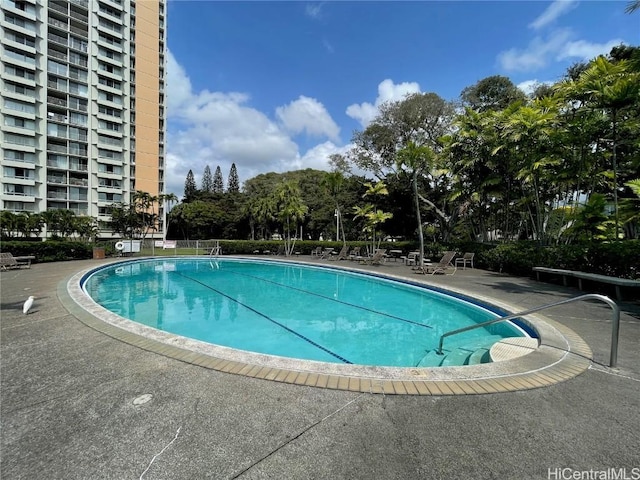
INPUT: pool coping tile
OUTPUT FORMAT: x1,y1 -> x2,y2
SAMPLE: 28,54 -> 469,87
60,258 -> 595,396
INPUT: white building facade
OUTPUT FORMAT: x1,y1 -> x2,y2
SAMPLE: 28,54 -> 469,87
1,0 -> 167,237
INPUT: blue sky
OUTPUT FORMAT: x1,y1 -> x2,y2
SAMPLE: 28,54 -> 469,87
165,1 -> 639,197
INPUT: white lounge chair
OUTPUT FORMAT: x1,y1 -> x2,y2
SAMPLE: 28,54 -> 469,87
416,251 -> 457,275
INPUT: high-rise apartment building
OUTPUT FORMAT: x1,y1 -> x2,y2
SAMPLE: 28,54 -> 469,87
1,0 -> 166,238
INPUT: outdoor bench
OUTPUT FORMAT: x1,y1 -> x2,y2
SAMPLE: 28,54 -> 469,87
532,266 -> 640,301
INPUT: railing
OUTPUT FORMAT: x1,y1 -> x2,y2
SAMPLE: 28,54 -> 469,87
48,17 -> 68,29
49,2 -> 67,14
436,294 -> 621,367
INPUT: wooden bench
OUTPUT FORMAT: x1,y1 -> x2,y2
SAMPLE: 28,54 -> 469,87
533,267 -> 640,301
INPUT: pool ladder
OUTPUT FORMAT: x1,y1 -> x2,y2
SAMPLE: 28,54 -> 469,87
436,294 -> 621,367
209,240 -> 222,257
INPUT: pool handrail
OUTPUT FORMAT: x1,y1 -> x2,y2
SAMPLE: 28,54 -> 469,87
436,294 -> 621,367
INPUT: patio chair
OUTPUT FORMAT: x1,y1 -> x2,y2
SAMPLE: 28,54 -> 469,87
329,245 -> 349,261
455,252 -> 475,270
348,246 -> 361,261
402,251 -> 420,267
0,252 -> 31,270
310,246 -> 323,257
319,248 -> 334,260
361,249 -> 387,266
416,251 -> 457,275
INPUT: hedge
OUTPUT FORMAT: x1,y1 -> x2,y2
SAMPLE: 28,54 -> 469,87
2,239 -> 637,280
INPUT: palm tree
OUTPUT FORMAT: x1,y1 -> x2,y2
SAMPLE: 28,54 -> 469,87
356,181 -> 393,254
625,1 -> 640,13
160,193 -> 178,239
494,99 -> 561,243
573,56 -> 640,239
619,179 -> 640,230
321,171 -> 346,245
274,180 -> 308,256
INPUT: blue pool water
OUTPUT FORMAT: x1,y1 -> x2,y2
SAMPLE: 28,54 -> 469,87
82,258 -> 527,367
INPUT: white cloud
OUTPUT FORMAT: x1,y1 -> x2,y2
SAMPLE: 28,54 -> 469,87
165,50 -> 344,198
498,29 -> 573,72
288,141 -> 351,172
346,79 -> 421,128
517,79 -> 554,96
275,96 -> 340,142
556,39 -> 625,61
498,28 -> 625,73
529,0 -> 578,30
305,3 -> 324,19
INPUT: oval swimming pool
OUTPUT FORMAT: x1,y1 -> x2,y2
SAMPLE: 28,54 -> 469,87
82,258 -> 530,367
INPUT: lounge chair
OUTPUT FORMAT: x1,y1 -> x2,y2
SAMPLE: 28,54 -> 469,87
348,246 -> 361,261
416,251 -> 457,275
329,245 -> 349,261
0,252 -> 32,270
319,248 -> 334,260
361,249 -> 387,265
455,252 -> 475,270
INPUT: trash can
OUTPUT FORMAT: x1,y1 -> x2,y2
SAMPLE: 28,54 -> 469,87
92,247 -> 105,259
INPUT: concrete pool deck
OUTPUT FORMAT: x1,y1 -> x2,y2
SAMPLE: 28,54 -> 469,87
2,257 -> 639,478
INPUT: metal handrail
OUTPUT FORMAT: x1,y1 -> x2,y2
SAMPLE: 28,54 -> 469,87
436,294 -> 621,367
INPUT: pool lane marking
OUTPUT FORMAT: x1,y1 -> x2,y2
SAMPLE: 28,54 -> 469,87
172,272 -> 353,364
225,269 -> 433,330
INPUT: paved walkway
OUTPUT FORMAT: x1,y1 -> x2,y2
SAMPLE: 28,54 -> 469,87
2,258 -> 639,479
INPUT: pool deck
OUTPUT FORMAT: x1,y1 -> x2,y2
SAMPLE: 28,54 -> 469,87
2,257 -> 639,478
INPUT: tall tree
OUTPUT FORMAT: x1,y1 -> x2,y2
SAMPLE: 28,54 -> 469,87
349,92 -> 457,241
227,163 -> 240,193
396,142 -> 436,265
273,180 -> 308,255
184,169 -> 197,201
321,171 -> 346,244
201,165 -> 213,192
460,75 -> 526,112
570,56 -> 640,239
213,166 -> 224,194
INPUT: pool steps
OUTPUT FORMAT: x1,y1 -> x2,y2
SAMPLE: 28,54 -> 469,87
416,335 -> 505,367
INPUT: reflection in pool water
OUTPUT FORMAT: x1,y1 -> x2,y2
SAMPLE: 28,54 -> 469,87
83,258 -> 529,367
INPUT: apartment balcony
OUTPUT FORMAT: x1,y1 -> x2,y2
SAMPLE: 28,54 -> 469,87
69,10 -> 88,24
69,24 -> 88,37
69,0 -> 89,9
97,170 -> 122,179
3,175 -> 36,186
48,49 -> 68,62
4,158 -> 36,169
47,143 -> 67,154
48,2 -> 68,15
47,95 -> 67,108
48,16 -> 68,30
47,32 -> 68,47
47,80 -> 67,94
69,40 -> 88,53
69,177 -> 88,187
69,162 -> 88,172
47,112 -> 68,123
1,193 -> 36,203
47,175 -> 67,185
47,192 -> 68,200
68,148 -> 88,156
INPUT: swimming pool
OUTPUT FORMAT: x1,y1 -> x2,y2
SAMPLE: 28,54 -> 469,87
82,258 -> 530,368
